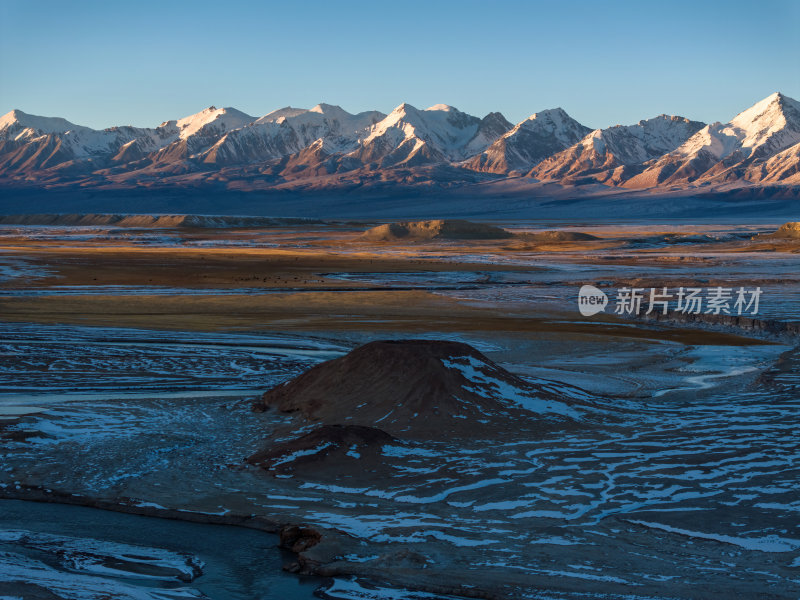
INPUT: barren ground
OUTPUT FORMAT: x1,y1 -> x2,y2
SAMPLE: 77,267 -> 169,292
1,220 -> 799,599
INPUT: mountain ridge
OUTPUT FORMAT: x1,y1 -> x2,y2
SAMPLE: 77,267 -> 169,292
1,93 -> 798,194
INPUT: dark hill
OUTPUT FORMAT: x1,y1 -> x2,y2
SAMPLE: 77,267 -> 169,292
256,340 -> 580,439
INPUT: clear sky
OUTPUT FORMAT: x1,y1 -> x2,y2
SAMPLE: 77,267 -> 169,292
1,0 -> 798,130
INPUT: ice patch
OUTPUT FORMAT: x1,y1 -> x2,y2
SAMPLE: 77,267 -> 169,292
270,443 -> 333,467
0,549 -> 204,599
323,576 -> 470,599
629,520 -> 800,552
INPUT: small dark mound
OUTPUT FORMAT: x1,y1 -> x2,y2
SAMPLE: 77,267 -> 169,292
279,525 -> 322,554
361,219 -> 513,241
247,424 -> 395,475
520,230 -> 599,242
257,340 -> 577,439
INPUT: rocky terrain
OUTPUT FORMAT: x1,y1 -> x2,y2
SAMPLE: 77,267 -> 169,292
361,219 -> 513,241
2,93 -> 798,196
756,220 -> 800,239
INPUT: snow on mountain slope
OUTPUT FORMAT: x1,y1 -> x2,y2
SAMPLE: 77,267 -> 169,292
0,110 -> 181,173
532,115 -> 704,183
729,92 -> 800,159
348,103 -> 507,167
465,108 -> 590,174
624,93 -> 800,188
171,106 -> 255,141
0,109 -> 91,141
201,104 -> 385,165
463,112 -> 514,158
745,140 -> 800,185
297,103 -> 386,144
1,94 -> 798,192
140,107 -> 257,167
55,125 -> 178,160
0,106 -> 255,171
255,106 -> 311,124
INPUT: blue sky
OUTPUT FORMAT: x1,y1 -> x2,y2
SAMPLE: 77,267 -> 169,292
1,0 -> 798,130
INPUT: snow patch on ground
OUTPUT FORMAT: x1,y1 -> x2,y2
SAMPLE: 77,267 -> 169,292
441,355 -> 578,417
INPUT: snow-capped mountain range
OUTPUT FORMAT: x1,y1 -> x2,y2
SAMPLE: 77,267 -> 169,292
1,93 -> 798,192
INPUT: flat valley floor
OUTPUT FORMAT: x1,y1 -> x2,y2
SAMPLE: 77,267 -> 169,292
1,219 -> 799,599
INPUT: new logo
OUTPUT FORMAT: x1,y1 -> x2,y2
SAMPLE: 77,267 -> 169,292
578,285 -> 608,316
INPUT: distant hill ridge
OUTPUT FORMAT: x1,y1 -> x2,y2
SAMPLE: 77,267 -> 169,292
0,213 -> 321,228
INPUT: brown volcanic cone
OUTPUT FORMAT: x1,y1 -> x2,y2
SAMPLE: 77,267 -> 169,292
256,340 -> 580,439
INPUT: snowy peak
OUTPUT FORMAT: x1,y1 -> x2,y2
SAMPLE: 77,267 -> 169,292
0,109 -> 91,140
425,103 -> 457,112
465,107 -> 590,173
309,103 -> 348,116
501,108 -> 589,149
392,102 -> 418,114
730,92 -> 800,130
283,103 -> 384,136
174,106 -> 255,140
528,107 -> 567,120
256,103 -> 385,132
379,102 -> 424,128
199,102 -> 385,166
304,103 -> 386,133
675,92 -> 800,161
587,114 -> 704,158
516,108 -> 586,140
359,102 -> 485,163
728,92 -> 800,156
383,102 -> 472,124
531,114 -> 704,183
463,112 -> 513,157
255,106 -> 310,124
623,92 -> 800,188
